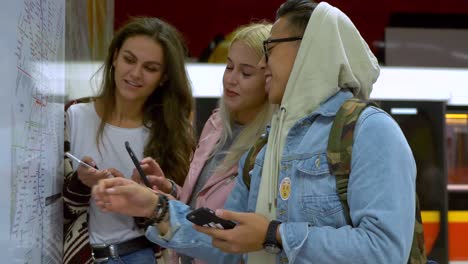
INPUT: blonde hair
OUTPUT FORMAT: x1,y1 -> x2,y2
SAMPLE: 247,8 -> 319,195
216,22 -> 275,172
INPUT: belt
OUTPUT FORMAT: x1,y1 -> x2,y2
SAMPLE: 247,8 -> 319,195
91,236 -> 152,262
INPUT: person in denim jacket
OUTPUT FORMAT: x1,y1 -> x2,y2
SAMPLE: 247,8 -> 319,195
92,1 -> 417,263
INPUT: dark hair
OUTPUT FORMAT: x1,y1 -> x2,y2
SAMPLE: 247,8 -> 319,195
276,0 -> 317,36
96,17 -> 195,185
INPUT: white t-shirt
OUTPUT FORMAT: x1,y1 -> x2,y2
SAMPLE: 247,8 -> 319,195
66,102 -> 149,245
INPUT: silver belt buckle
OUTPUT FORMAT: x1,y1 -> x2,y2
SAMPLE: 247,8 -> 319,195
92,243 -> 111,263
108,244 -> 119,258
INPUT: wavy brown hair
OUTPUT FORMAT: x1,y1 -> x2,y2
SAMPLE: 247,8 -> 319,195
95,17 -> 195,185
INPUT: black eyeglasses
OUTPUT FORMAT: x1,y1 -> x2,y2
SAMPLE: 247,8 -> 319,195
263,37 -> 302,62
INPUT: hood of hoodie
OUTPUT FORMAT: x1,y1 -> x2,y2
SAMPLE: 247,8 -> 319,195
256,2 -> 380,216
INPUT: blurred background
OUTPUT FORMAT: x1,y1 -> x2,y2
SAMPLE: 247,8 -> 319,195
1,0 -> 466,263
66,2 -> 468,263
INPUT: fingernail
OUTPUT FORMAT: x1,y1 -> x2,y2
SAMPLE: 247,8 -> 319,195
106,188 -> 115,193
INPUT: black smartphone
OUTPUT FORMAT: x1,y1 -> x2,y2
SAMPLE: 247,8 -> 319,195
124,141 -> 152,188
186,207 -> 236,230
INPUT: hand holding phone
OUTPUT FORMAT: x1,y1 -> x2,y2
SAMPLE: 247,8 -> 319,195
186,207 -> 236,230
125,141 -> 152,188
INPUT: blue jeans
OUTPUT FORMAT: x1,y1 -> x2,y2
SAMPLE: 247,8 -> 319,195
99,248 -> 155,264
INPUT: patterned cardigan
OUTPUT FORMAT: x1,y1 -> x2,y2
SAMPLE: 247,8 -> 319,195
62,98 -> 154,264
63,98 -> 94,264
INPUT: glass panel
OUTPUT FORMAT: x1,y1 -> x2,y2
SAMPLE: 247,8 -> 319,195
446,113 -> 468,185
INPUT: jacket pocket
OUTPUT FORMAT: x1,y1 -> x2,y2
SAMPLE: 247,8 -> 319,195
296,153 -> 346,227
302,194 -> 346,228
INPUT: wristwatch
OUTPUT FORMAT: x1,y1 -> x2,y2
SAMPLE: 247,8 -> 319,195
263,220 -> 282,254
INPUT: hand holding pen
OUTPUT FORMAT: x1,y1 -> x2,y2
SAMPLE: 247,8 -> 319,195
65,152 -> 114,188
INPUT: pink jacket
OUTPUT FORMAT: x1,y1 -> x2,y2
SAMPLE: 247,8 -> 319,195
178,110 -> 238,210
169,110 -> 239,264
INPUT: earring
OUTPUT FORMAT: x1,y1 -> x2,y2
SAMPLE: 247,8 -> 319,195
108,65 -> 114,80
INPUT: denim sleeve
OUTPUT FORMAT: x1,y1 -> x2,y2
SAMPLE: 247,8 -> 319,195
281,110 -> 416,264
145,156 -> 252,264
145,200 -> 242,264
224,153 -> 251,212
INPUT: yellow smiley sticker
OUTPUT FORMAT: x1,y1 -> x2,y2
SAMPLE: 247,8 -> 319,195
279,177 -> 291,201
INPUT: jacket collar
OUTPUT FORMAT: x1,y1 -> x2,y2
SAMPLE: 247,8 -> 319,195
309,89 -> 354,118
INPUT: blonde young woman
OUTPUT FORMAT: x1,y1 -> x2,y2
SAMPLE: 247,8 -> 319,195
128,23 -> 273,264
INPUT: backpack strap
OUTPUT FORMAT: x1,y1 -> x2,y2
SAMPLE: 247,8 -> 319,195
242,133 -> 268,190
327,98 -> 427,264
410,196 -> 428,264
327,98 -> 375,225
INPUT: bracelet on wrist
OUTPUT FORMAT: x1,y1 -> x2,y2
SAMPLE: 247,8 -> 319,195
168,179 -> 177,197
152,193 -> 169,224
143,193 -> 169,226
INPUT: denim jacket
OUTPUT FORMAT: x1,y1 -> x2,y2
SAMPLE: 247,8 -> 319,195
146,90 -> 417,264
